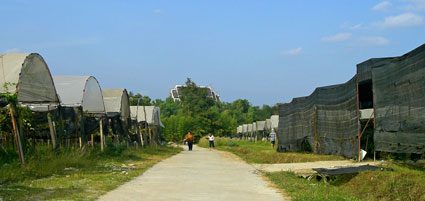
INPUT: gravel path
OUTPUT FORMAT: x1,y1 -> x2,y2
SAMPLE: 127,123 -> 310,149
98,145 -> 284,201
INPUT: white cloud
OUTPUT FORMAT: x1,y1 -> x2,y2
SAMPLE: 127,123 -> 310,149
2,48 -> 20,54
281,47 -> 302,56
153,9 -> 162,14
376,13 -> 424,28
357,37 -> 389,46
373,1 -> 392,11
401,0 -> 425,11
322,33 -> 352,42
341,23 -> 364,30
349,24 -> 363,30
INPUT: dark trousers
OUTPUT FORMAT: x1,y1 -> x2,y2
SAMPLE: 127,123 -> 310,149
188,142 -> 193,151
209,141 -> 215,148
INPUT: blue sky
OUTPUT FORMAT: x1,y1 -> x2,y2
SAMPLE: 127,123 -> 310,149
1,0 -> 424,106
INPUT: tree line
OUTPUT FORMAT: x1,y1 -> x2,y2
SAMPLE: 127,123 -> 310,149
129,78 -> 278,143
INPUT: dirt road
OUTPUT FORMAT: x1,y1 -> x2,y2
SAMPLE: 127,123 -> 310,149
98,145 -> 284,201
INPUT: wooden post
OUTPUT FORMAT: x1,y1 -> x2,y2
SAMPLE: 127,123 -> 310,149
91,134 -> 94,147
10,106 -> 24,164
100,118 -> 104,152
138,125 -> 144,147
356,80 -> 361,162
149,128 -> 152,146
47,113 -> 57,149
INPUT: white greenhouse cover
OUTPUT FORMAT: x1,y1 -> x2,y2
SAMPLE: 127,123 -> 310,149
252,122 -> 257,132
102,88 -> 130,119
237,125 -> 243,133
247,124 -> 253,132
0,53 -> 59,105
242,124 -> 248,133
53,76 -> 105,114
271,115 -> 279,129
130,106 -> 164,128
256,121 -> 266,131
265,118 -> 272,130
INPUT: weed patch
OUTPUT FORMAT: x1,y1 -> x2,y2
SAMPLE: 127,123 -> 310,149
0,145 -> 182,200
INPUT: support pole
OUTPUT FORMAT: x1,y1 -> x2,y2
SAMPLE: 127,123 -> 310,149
10,105 -> 24,164
149,128 -> 152,146
138,125 -> 144,147
100,118 -> 104,152
356,80 -> 361,162
47,112 -> 57,150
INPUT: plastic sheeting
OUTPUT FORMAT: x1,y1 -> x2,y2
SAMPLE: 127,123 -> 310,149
366,44 -> 425,154
278,76 -> 359,158
53,76 -> 105,114
0,53 -> 59,105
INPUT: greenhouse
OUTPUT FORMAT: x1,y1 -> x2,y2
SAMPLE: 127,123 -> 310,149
0,53 -> 59,108
102,88 -> 132,142
53,76 -> 106,148
130,106 -> 164,145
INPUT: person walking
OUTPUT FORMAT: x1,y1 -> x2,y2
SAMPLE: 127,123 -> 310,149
208,133 -> 215,150
185,131 -> 194,151
269,129 -> 276,148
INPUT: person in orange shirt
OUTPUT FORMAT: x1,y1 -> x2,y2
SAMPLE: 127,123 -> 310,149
185,131 -> 194,151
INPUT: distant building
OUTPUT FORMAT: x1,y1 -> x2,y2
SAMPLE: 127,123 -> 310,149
169,85 -> 220,102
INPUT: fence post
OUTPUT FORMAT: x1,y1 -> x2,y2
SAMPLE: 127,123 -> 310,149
9,105 -> 24,164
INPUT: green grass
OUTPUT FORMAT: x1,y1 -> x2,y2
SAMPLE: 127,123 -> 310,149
198,137 -> 344,163
201,137 -> 425,201
267,171 -> 361,201
267,162 -> 425,201
0,144 -> 182,201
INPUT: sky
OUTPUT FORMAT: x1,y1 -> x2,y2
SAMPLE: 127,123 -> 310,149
1,0 -> 424,106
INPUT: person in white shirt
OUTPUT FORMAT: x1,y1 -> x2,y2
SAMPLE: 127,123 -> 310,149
208,133 -> 215,150
269,129 -> 276,148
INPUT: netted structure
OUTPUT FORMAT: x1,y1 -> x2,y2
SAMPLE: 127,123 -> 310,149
130,106 -> 164,145
236,125 -> 243,139
278,76 -> 359,158
271,115 -> 279,131
255,121 -> 266,140
247,124 -> 253,141
242,124 -> 248,140
0,53 -> 59,108
265,118 -> 272,131
53,76 -> 106,141
358,44 -> 425,154
102,89 -> 131,137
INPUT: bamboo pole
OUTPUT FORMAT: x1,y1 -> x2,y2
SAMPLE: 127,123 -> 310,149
149,128 -> 152,146
100,118 -> 104,152
91,134 -> 94,147
47,113 -> 57,149
10,105 -> 24,164
356,80 -> 361,162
